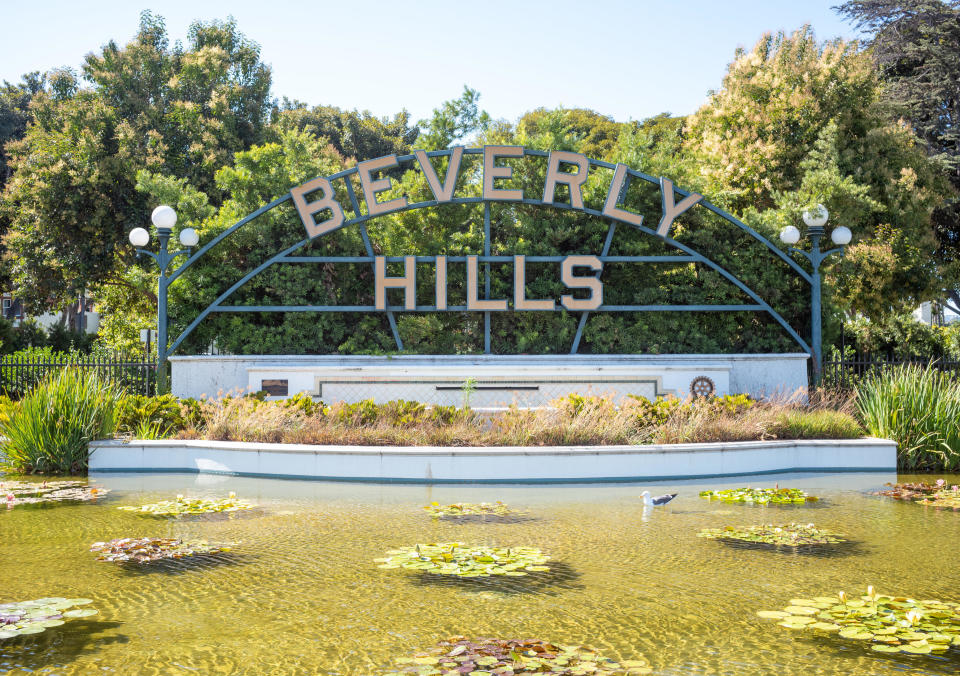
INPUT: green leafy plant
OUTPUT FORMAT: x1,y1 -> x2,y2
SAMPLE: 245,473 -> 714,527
374,543 -> 550,577
118,493 -> 255,518
0,479 -> 109,507
0,598 -> 97,640
698,523 -> 847,547
90,537 -> 236,563
758,588 -> 960,655
385,637 -> 651,674
856,364 -> 960,471
461,377 -> 477,408
115,393 -> 184,437
699,487 -> 818,505
0,368 -> 121,474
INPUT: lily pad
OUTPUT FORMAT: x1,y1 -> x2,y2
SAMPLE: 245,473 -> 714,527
423,501 -> 528,521
90,537 -> 236,564
375,543 -> 550,578
0,480 -> 109,508
758,587 -> 960,656
117,493 -> 255,518
0,598 -> 99,640
698,523 -> 847,548
383,637 -> 651,674
699,487 -> 818,505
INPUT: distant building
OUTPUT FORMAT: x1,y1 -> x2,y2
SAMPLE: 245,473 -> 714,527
913,301 -> 959,326
0,293 -> 99,334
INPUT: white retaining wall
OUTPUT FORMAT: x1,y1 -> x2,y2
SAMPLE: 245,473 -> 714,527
169,354 -> 809,404
89,438 -> 896,483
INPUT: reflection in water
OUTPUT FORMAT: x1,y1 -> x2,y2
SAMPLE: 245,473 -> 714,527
2,470 -> 960,674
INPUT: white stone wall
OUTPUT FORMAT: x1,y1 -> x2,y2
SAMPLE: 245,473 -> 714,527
170,354 -> 809,403
89,437 -> 896,482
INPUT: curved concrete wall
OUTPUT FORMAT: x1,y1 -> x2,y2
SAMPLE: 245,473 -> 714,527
89,438 -> 895,484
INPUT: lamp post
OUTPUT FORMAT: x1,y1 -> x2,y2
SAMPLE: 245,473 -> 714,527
779,204 -> 852,386
129,206 -> 199,394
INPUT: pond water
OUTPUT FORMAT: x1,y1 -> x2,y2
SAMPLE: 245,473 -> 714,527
2,471 -> 959,675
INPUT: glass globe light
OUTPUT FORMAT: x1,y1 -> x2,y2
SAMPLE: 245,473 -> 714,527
151,205 -> 177,230
802,204 -> 829,228
779,225 -> 801,245
831,225 -> 852,246
179,228 -> 199,247
129,227 -> 150,247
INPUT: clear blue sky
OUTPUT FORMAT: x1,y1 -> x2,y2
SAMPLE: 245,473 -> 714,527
1,0 -> 861,123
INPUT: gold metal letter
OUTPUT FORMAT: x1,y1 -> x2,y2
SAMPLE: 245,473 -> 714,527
513,255 -> 555,310
542,151 -> 589,209
435,255 -> 447,310
375,256 -> 417,310
358,155 -> 409,217
466,255 -> 507,310
415,147 -> 464,203
657,177 -> 702,237
561,255 -> 603,311
290,176 -> 346,238
482,145 -> 524,201
601,164 -> 644,227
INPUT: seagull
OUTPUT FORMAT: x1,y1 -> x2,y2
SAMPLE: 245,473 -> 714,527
641,491 -> 677,506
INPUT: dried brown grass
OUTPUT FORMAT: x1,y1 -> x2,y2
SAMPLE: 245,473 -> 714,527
177,392 -> 863,447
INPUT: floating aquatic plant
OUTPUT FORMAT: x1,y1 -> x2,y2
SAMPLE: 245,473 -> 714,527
117,492 -> 254,518
386,636 -> 651,674
90,537 -> 236,563
698,523 -> 847,547
699,487 -> 818,505
424,501 -> 524,518
375,543 -> 550,577
1,480 -> 109,508
0,598 -> 97,640
875,480 -> 960,509
758,588 -> 960,655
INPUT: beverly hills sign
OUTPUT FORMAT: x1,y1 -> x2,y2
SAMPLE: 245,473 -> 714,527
289,145 -> 704,312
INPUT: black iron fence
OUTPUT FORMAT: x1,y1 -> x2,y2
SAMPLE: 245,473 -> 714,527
822,356 -> 960,390
0,352 -> 157,399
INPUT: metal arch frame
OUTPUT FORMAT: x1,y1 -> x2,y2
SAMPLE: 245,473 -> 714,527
149,147 -> 825,392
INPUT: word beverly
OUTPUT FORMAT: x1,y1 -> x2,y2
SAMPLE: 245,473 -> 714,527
288,146 -> 705,313
290,146 -> 703,240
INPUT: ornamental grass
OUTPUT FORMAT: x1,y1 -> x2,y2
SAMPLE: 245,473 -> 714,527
171,391 -> 863,447
855,364 -> 960,471
0,368 -> 121,474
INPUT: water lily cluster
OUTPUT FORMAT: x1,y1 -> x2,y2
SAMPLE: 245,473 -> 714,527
386,636 -> 651,675
423,501 -> 522,518
698,487 -> 817,505
1,480 -> 109,508
758,588 -> 960,654
117,492 -> 254,517
0,598 -> 97,640
90,537 -> 236,563
697,523 -> 847,547
876,480 -> 960,509
375,543 -> 550,577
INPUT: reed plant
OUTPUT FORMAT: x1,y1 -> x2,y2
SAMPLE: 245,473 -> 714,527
855,364 -> 960,471
0,368 -> 122,474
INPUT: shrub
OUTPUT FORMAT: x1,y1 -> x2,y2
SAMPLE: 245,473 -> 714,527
116,394 -> 185,437
855,364 -> 960,471
0,368 -> 122,474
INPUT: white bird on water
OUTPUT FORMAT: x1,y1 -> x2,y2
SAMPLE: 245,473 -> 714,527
640,491 -> 677,506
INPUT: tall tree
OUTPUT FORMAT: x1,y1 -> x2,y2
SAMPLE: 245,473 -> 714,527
837,0 -> 960,312
683,27 -> 952,319
272,102 -> 418,162
0,11 -> 273,314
